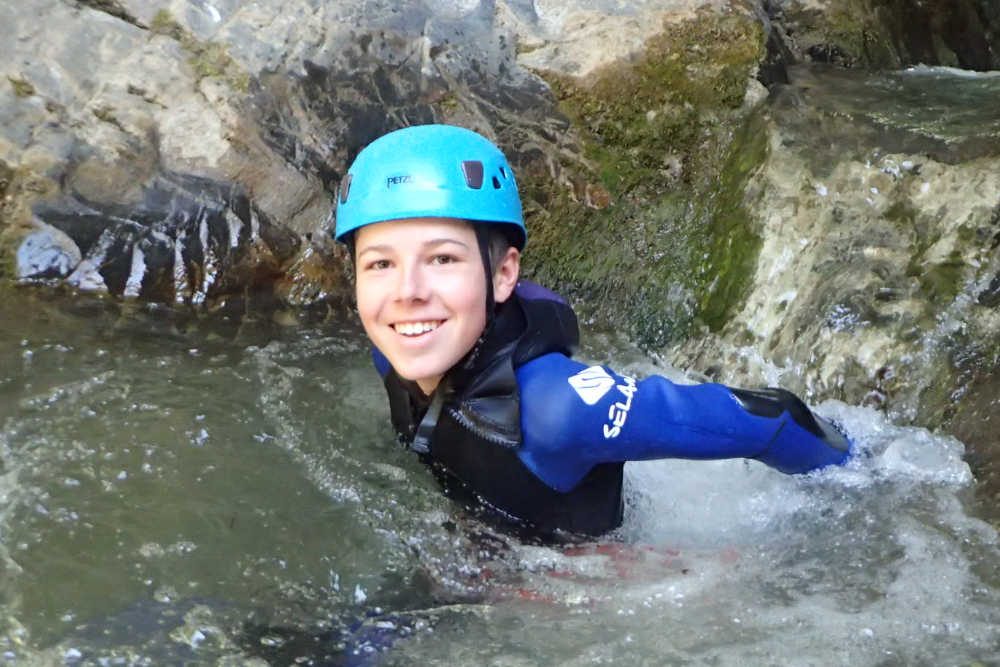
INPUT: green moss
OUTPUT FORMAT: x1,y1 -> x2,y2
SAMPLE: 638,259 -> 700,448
149,9 -> 249,92
0,243 -> 14,282
92,105 -> 126,132
438,92 -> 460,112
783,0 -> 909,69
521,11 -> 768,347
0,160 -> 12,200
916,251 -> 966,304
0,163 -> 24,281
824,2 -> 874,66
547,11 -> 765,199
884,200 -> 918,226
192,42 -> 227,78
7,76 -> 35,98
150,9 -> 184,40
0,162 -> 12,282
692,111 -> 768,331
902,199 -> 967,307
522,112 -> 768,346
806,0 -> 973,70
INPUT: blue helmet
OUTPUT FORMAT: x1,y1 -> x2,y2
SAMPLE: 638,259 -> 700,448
334,125 -> 526,249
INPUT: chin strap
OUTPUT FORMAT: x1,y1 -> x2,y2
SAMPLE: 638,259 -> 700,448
411,377 -> 449,455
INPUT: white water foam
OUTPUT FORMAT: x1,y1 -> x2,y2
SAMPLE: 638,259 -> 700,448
500,391 -> 998,665
902,64 -> 1000,79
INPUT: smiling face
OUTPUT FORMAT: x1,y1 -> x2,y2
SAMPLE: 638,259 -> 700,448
354,218 -> 519,395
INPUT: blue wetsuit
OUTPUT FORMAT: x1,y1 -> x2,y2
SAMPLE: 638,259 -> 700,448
376,282 -> 850,536
517,354 -> 849,492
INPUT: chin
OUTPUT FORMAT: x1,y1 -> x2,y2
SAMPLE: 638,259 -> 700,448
394,361 -> 448,385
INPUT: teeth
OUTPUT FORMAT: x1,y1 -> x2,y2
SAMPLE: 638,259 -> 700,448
395,321 -> 441,336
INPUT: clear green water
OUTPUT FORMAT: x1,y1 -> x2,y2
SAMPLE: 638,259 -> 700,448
1,288 -> 998,665
0,291 -> 444,663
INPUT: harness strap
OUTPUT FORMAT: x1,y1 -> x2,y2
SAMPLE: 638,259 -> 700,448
411,379 -> 449,454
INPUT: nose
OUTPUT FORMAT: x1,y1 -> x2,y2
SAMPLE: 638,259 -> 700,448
396,260 -> 429,302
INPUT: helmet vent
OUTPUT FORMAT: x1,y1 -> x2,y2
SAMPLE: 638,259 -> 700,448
492,176 -> 502,189
461,161 -> 484,189
339,174 -> 353,203
499,166 -> 508,179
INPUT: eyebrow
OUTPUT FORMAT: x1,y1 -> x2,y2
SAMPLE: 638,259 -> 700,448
357,237 -> 472,258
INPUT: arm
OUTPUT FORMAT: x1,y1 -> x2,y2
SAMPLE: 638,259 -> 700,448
516,353 -> 850,492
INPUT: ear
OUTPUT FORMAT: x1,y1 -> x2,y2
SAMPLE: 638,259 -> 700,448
492,246 -> 520,304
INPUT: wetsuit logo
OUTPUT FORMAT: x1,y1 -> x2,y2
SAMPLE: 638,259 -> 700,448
568,366 -> 616,405
603,376 -> 637,439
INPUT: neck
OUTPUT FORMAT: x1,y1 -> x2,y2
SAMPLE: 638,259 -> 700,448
416,375 -> 442,396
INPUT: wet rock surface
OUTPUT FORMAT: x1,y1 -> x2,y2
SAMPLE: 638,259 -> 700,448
669,65 -> 1000,509
27,171 -> 305,304
1,0 -> 758,320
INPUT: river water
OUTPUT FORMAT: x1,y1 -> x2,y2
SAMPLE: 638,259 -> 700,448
1,287 -> 997,666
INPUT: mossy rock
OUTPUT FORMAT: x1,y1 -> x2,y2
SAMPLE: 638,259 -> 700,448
150,9 -> 249,92
821,0 -> 901,68
521,11 -> 768,347
693,111 -> 768,331
7,75 -> 35,98
545,10 -> 765,198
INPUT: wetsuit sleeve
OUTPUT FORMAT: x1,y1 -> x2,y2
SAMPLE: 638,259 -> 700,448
515,353 -> 851,493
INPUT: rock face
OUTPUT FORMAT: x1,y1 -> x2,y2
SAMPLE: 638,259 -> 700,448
4,0 -> 996,316
1,0 -> 324,307
1,0 -> 761,316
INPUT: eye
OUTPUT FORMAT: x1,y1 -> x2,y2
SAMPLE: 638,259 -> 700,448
430,254 -> 457,265
364,258 -> 392,271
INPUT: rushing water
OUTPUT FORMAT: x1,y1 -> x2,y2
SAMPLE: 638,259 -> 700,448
777,63 -> 1000,167
0,288 -> 997,666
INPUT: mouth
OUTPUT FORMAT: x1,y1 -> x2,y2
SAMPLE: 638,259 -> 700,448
391,320 -> 444,337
